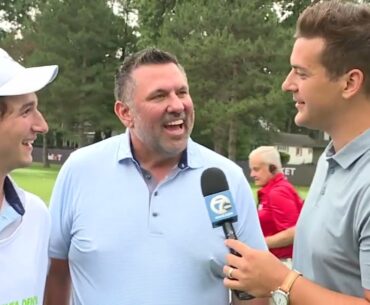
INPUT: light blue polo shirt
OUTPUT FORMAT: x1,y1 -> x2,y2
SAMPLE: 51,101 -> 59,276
49,132 -> 266,305
293,128 -> 370,297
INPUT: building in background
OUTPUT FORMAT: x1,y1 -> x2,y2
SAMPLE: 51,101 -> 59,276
273,132 -> 329,165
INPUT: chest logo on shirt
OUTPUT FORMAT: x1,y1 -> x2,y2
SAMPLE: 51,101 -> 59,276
3,295 -> 38,305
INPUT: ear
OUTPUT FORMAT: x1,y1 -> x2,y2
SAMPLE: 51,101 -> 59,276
342,69 -> 364,99
114,100 -> 134,128
269,164 -> 277,174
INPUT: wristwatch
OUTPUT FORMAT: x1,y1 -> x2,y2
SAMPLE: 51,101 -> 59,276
271,270 -> 302,305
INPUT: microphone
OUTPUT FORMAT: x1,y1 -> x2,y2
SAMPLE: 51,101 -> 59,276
201,167 -> 255,301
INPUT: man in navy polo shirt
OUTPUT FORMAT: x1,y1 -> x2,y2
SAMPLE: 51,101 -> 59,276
0,48 -> 58,304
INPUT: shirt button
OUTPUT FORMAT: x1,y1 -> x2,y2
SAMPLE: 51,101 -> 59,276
152,212 -> 159,217
145,174 -> 151,180
154,191 -> 158,196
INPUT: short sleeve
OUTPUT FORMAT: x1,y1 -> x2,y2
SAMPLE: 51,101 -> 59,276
48,158 -> 75,259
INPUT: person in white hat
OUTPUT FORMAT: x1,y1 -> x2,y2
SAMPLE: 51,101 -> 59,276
0,48 -> 58,305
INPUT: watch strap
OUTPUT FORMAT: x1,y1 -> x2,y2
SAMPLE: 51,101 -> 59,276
280,270 -> 302,294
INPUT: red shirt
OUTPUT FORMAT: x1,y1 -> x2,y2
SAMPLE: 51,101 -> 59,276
257,173 -> 303,259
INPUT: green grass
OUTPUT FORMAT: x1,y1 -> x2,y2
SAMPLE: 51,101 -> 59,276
10,162 -> 309,205
296,186 -> 309,200
10,162 -> 61,204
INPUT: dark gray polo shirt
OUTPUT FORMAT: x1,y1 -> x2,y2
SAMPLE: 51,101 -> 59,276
293,128 -> 370,297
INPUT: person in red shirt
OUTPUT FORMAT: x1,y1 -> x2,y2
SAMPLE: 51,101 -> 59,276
249,146 -> 303,265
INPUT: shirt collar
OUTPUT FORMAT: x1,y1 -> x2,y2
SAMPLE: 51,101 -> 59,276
325,128 -> 370,169
116,130 -> 203,169
258,172 -> 285,196
3,176 -> 25,216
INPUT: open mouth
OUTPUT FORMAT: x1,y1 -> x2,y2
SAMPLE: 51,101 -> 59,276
164,119 -> 185,132
22,140 -> 34,148
295,100 -> 305,109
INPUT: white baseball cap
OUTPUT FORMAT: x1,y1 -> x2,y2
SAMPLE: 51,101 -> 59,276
0,48 -> 58,96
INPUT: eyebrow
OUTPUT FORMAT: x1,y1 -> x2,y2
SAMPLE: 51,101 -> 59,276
146,85 -> 188,99
146,89 -> 168,100
291,65 -> 310,73
18,101 -> 36,113
177,85 -> 189,92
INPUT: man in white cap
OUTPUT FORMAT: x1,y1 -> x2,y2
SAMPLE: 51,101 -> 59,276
0,48 -> 58,305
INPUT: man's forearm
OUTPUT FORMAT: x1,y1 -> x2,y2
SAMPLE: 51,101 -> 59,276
43,277 -> 71,305
290,276 -> 370,305
265,227 -> 295,249
43,259 -> 71,305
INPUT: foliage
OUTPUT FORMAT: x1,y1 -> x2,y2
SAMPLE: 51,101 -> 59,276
2,0 -> 348,155
0,0 -> 44,39
279,151 -> 290,165
6,0 -> 136,148
138,0 -> 293,159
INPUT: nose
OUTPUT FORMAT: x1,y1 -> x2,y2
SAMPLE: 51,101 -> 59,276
281,69 -> 297,92
167,92 -> 185,113
32,110 -> 49,134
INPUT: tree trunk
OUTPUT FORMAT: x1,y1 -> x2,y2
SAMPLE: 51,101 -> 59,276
78,124 -> 87,148
103,128 -> 112,139
228,119 -> 237,161
42,134 -> 50,168
93,130 -> 102,143
213,123 -> 225,155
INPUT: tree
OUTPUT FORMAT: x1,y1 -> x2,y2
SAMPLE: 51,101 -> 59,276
21,0 -> 136,150
138,0 -> 286,160
134,0 -> 178,47
0,0 -> 45,39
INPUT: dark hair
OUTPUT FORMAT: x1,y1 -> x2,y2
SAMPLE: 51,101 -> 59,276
296,0 -> 370,95
114,48 -> 185,103
0,97 -> 8,118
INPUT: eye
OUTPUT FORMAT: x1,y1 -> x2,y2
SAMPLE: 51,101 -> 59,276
22,107 -> 32,117
294,69 -> 307,79
151,92 -> 166,101
177,89 -> 188,98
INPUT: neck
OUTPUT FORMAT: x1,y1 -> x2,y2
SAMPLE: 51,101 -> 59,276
139,155 -> 181,182
326,97 -> 370,152
129,133 -> 183,182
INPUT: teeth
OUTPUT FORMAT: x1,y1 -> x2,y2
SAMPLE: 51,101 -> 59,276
167,120 -> 183,126
22,140 -> 34,145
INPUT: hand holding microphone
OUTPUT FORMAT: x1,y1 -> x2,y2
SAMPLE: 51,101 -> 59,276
201,167 -> 255,301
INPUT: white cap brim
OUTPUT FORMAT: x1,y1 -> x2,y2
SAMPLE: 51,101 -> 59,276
0,65 -> 58,96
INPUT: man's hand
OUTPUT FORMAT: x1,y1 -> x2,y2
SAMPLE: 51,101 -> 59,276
223,239 -> 290,298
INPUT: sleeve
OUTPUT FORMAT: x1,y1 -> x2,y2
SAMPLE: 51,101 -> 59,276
48,157 -> 75,259
268,187 -> 300,232
232,168 -> 267,251
355,186 -> 370,289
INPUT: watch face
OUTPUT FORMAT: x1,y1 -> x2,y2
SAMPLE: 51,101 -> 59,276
272,290 -> 288,305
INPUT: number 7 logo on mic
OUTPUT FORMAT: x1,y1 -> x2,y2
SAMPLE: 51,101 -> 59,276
200,167 -> 238,228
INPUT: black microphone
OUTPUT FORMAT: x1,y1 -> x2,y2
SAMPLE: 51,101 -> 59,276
201,167 -> 255,301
